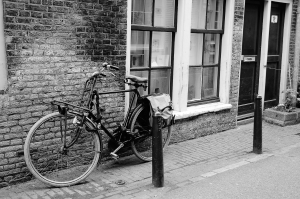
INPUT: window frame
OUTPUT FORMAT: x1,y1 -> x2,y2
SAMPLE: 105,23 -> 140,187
0,1 -> 7,93
130,0 -> 178,96
188,0 -> 226,106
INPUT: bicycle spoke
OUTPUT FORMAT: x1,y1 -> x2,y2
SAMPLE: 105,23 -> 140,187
24,112 -> 101,186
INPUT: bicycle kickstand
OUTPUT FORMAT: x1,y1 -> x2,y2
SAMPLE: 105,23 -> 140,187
110,143 -> 124,160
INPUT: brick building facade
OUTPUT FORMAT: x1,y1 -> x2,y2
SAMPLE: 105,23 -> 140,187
0,0 -> 299,188
0,0 -> 127,187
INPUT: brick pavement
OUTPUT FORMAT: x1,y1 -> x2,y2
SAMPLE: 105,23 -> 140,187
1,121 -> 300,199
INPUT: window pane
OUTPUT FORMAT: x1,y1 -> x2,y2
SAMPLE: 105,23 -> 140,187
132,0 -> 153,26
151,32 -> 172,67
188,67 -> 202,100
203,34 -> 220,65
191,0 -> 207,29
131,31 -> 150,68
202,67 -> 218,98
207,0 -> 224,30
190,33 -> 203,65
154,0 -> 175,27
150,69 -> 171,94
130,71 -> 149,96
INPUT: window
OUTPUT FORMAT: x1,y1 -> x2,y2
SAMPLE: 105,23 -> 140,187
130,0 -> 177,95
188,0 -> 225,105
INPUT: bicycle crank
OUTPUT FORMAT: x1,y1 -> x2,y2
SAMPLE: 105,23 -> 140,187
110,143 -> 124,160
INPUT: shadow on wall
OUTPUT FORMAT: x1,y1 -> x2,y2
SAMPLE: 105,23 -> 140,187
4,0 -> 127,105
72,1 -> 127,63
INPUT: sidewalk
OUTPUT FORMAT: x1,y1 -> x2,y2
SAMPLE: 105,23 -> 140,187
1,121 -> 300,199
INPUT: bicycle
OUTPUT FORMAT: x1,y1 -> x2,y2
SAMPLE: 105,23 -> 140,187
23,63 -> 173,187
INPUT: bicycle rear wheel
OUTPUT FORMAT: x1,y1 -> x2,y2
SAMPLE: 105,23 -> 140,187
24,112 -> 101,187
130,104 -> 172,162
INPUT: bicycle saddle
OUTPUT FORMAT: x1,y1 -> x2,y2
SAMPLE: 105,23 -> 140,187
125,75 -> 148,83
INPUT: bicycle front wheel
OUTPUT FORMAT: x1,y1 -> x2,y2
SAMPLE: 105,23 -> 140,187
130,104 -> 172,162
24,112 -> 101,187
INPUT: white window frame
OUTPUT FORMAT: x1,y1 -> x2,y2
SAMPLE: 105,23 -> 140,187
0,1 -> 7,92
126,0 -> 234,119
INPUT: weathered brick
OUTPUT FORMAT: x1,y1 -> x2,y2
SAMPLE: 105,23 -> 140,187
6,10 -> 19,16
7,107 -> 27,114
16,162 -> 26,168
0,159 -> 8,166
4,175 -> 13,182
30,0 -> 42,4
20,113 -> 32,119
8,114 -> 20,120
19,10 -> 30,17
18,118 -> 38,125
53,0 -> 64,6
25,4 -> 48,11
4,152 -> 16,158
8,157 -> 23,164
0,141 -> 10,147
0,121 -> 18,128
5,3 -> 25,10
10,139 -> 23,146
0,116 -> 7,122
0,128 -> 10,134
0,167 -> 21,175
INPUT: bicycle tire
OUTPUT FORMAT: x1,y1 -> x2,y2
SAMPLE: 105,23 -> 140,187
24,112 -> 101,187
130,104 -> 172,162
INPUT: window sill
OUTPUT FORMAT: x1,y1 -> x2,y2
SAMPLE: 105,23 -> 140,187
173,102 -> 232,120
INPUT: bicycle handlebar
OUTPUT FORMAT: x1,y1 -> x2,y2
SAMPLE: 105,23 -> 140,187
102,62 -> 119,70
92,71 -> 106,77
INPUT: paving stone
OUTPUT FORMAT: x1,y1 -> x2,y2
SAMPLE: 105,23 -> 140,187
61,187 -> 75,195
189,176 -> 205,182
73,189 -> 87,196
201,171 -> 217,178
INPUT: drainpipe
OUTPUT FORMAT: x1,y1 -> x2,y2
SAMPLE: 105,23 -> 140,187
0,1 -> 7,92
293,3 -> 300,100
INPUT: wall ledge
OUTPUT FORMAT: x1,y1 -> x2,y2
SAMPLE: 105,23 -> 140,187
173,102 -> 232,120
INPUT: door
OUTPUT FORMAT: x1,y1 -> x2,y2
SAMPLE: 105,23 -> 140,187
238,0 -> 263,118
264,2 -> 285,109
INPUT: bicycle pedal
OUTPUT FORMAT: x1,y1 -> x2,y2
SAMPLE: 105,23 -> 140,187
110,152 -> 119,160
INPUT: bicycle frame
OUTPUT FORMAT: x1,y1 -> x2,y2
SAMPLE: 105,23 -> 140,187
96,87 -> 144,145
51,75 -> 146,149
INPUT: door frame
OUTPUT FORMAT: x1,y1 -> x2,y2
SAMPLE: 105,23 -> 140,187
258,0 -> 293,110
238,0 -> 264,118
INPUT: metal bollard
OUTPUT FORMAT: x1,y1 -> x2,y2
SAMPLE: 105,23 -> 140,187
152,112 -> 164,187
253,96 -> 262,154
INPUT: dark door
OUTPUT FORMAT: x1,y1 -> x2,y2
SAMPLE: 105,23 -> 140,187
264,2 -> 285,109
238,0 -> 263,118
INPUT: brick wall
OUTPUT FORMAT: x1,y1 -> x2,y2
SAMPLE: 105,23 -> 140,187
171,110 -> 236,144
230,0 -> 245,115
287,0 -> 298,90
0,0 -> 127,187
291,0 -> 300,92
